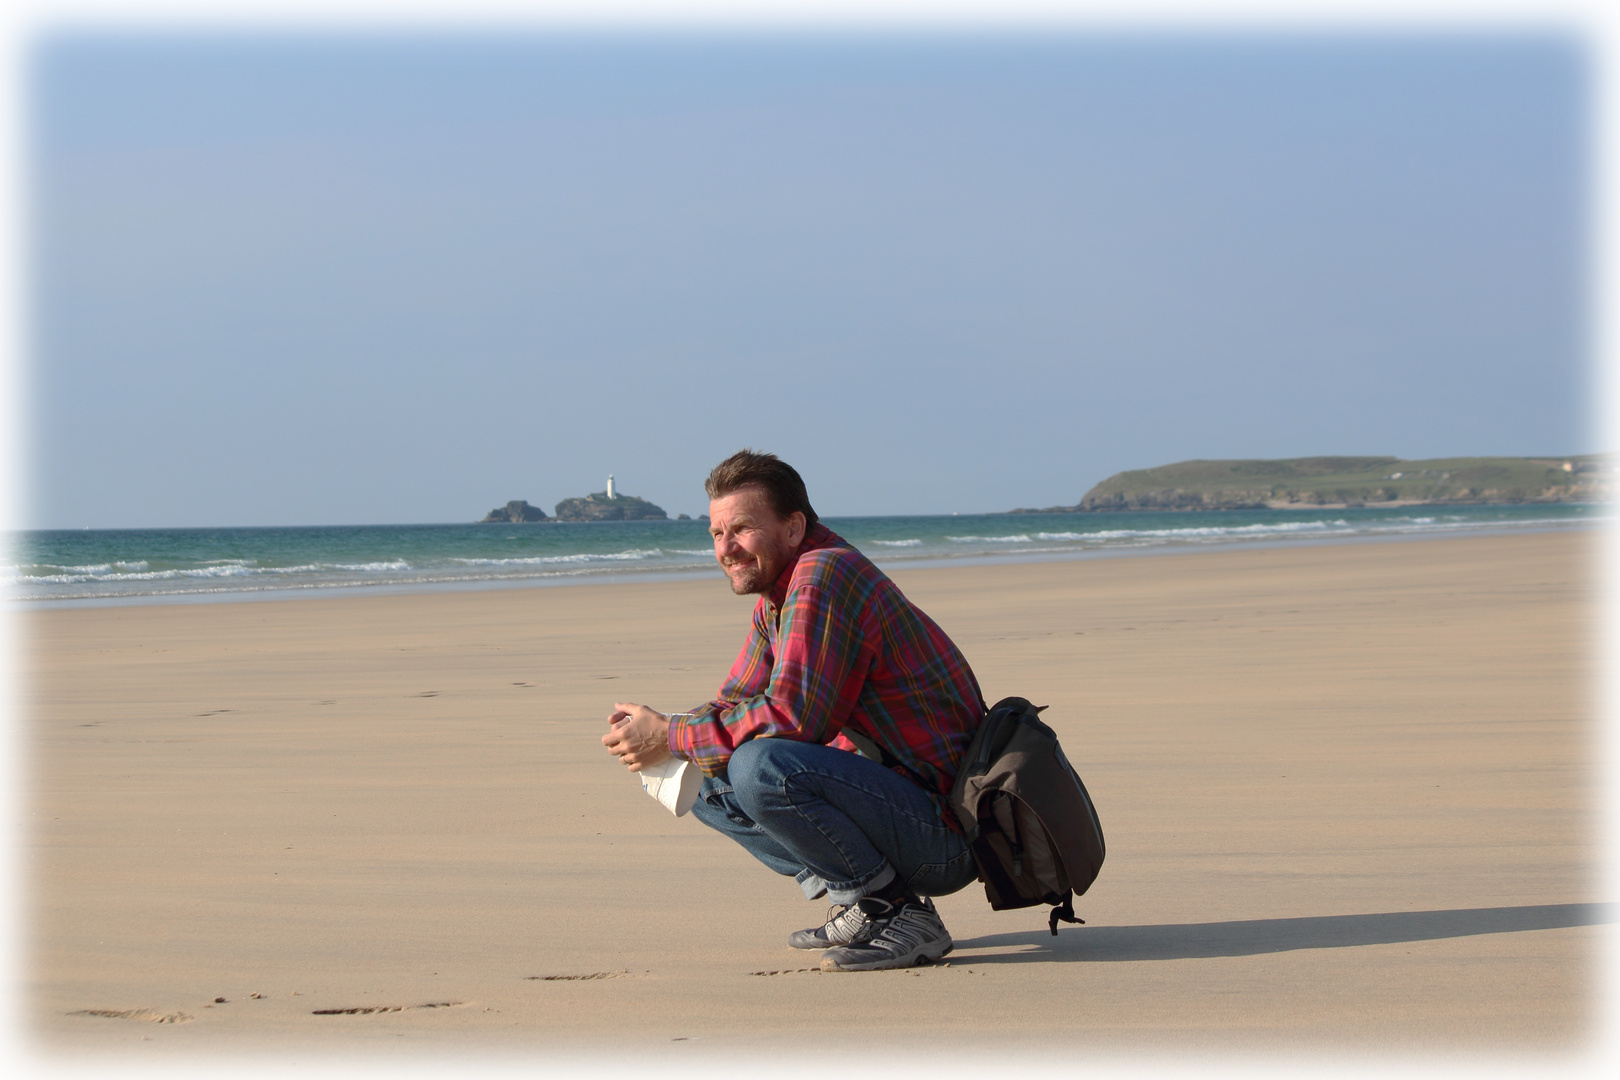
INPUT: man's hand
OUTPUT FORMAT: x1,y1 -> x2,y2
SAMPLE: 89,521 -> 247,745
602,702 -> 673,773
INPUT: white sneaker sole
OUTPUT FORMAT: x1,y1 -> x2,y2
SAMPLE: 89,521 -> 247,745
818,938 -> 953,972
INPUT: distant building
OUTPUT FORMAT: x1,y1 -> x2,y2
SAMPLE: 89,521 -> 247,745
607,474 -> 616,499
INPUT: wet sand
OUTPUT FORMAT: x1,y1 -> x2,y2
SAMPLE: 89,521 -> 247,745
18,529 -> 1600,1060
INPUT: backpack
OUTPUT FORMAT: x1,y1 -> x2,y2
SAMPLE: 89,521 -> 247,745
948,696 -> 1106,934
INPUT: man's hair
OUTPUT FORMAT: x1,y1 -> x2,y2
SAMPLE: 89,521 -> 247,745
705,450 -> 819,529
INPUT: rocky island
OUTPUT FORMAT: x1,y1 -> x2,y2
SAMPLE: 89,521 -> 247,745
552,492 -> 668,521
1009,455 -> 1611,513
480,500 -> 548,523
479,476 -> 669,523
552,474 -> 668,521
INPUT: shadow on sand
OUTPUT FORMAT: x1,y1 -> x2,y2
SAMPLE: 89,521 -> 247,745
949,902 -> 1611,964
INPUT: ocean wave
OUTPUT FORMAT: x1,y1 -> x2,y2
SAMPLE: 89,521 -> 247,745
927,518 -> 1416,550
449,548 -> 680,568
871,539 -> 923,547
5,559 -> 727,601
9,560 -> 368,585
21,563 -> 261,585
21,561 -> 128,575
1081,520 -> 1347,541
1355,515 -> 1585,534
928,514 -> 1588,552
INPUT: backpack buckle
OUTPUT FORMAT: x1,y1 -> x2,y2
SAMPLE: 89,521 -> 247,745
1048,894 -> 1085,935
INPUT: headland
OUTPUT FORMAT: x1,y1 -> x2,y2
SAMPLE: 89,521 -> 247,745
1010,454 -> 1611,512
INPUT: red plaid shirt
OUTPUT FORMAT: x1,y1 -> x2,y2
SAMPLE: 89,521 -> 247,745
667,524 -> 986,800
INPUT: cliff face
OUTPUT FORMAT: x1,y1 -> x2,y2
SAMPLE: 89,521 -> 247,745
480,499 -> 548,523
1009,455 -> 1612,513
553,491 -> 668,521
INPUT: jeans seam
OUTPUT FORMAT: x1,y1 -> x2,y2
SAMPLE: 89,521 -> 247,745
782,765 -> 956,837
771,770 -> 888,893
771,765 -> 958,892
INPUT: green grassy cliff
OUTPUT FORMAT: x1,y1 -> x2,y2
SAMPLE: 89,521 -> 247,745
1010,455 -> 1610,513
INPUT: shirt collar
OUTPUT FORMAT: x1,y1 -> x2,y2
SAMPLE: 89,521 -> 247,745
765,522 -> 836,609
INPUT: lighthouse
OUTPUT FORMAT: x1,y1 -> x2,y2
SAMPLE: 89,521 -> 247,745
606,474 -> 616,499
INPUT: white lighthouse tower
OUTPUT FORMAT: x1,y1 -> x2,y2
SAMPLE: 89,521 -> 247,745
606,474 -> 616,499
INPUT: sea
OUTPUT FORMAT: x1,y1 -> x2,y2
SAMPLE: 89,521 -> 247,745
3,503 -> 1603,606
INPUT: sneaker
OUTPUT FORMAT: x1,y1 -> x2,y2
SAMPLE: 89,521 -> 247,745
819,897 -> 953,972
787,899 -> 890,950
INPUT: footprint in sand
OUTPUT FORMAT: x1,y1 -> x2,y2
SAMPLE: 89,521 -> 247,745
69,1008 -> 193,1024
311,1001 -> 462,1015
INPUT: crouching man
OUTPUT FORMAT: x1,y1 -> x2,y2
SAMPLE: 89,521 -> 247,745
602,450 -> 986,972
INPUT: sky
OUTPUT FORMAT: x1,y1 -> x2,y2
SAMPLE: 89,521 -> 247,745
21,26 -> 1590,527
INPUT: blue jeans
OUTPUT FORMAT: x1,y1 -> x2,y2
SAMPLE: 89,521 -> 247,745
690,738 -> 978,905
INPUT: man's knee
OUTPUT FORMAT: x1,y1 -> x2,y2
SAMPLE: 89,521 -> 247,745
729,744 -> 784,809
726,738 -> 809,818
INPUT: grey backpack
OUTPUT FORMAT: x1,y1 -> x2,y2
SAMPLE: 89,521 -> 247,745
948,696 -> 1106,934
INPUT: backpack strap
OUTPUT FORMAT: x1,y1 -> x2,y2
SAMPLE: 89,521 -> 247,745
841,727 -> 933,793
1048,893 -> 1086,936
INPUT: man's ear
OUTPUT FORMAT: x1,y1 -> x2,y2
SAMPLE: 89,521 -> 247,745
788,511 -> 807,547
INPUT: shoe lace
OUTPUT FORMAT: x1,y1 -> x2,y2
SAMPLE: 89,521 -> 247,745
827,903 -> 875,943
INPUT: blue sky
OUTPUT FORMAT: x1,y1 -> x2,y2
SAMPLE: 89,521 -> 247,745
25,29 -> 1589,527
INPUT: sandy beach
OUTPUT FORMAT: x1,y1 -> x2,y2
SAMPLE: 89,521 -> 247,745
18,529 -> 1600,1060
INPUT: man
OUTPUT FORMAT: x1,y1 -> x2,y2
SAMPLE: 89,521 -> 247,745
602,449 -> 987,972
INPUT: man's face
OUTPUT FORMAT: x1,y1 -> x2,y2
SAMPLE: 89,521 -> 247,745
709,487 -> 806,596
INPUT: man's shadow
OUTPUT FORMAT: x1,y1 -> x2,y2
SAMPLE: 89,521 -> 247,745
950,902 -> 1610,963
